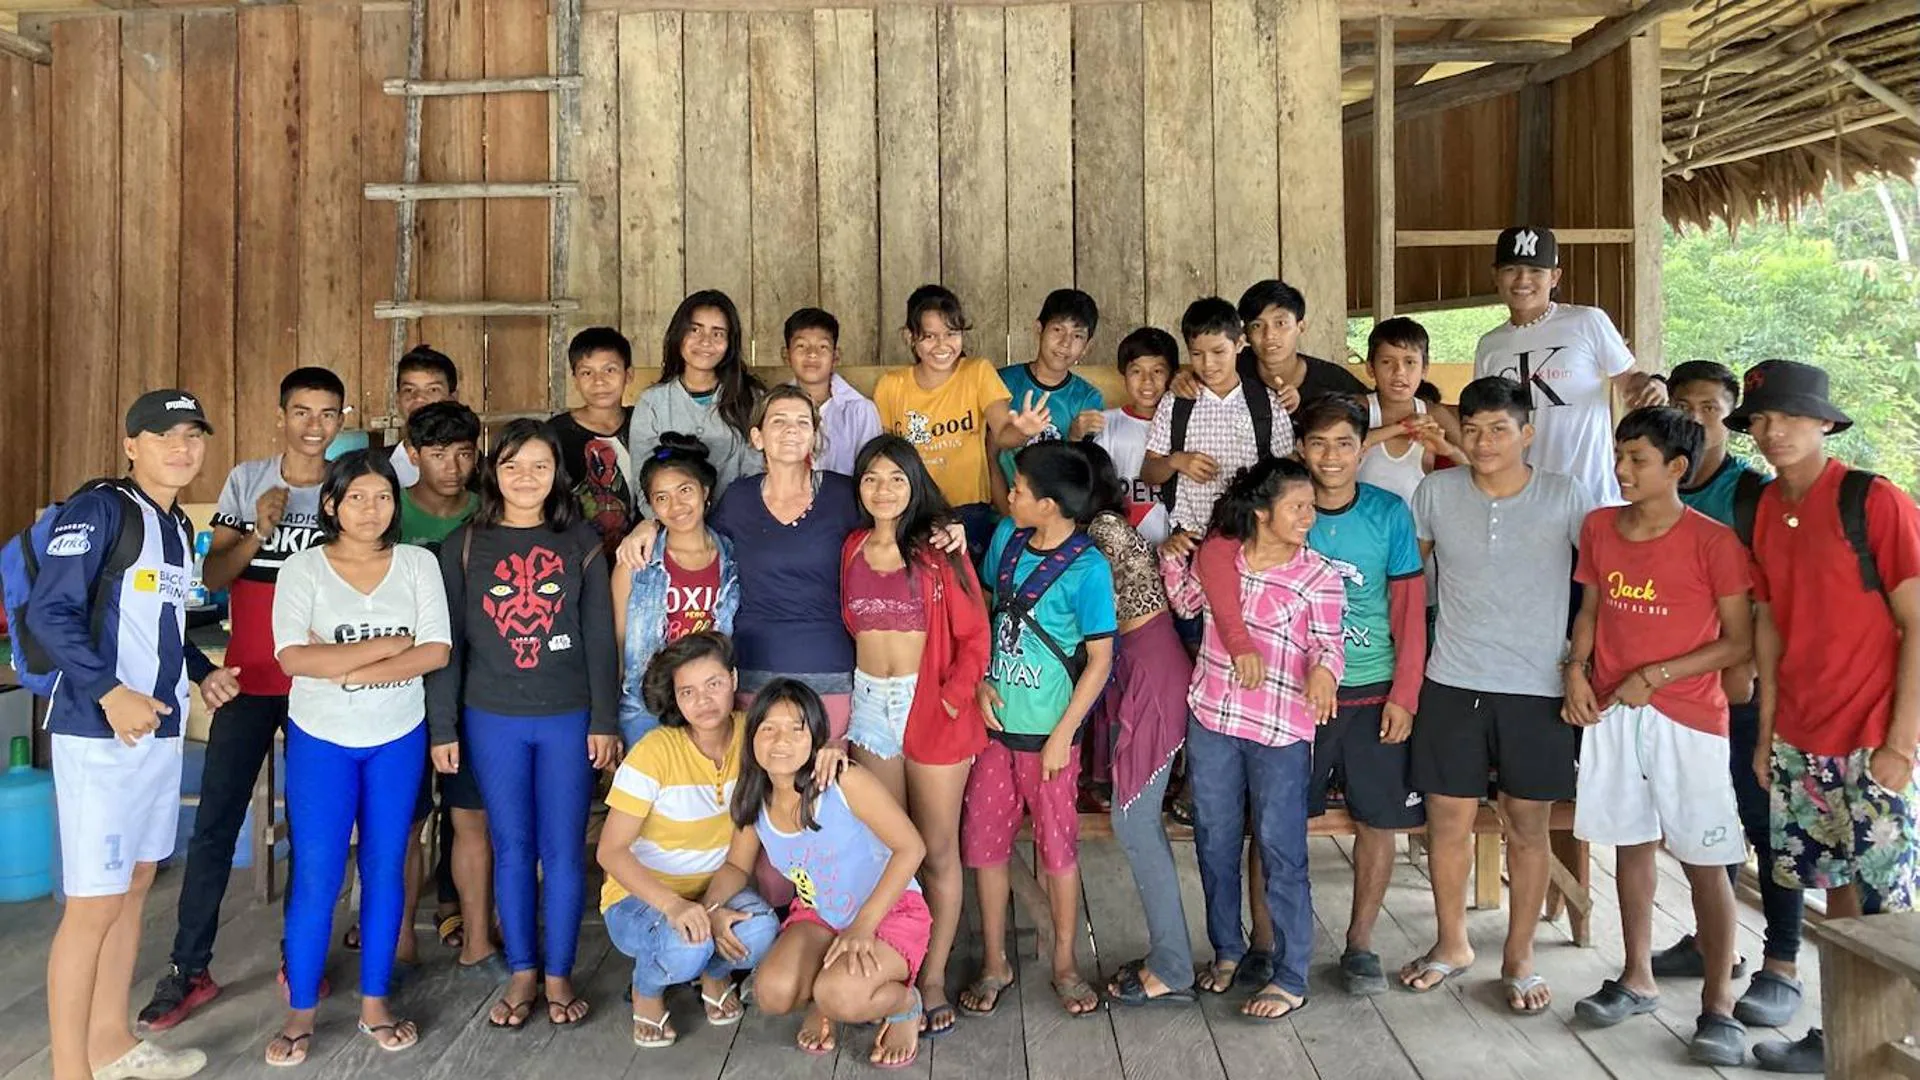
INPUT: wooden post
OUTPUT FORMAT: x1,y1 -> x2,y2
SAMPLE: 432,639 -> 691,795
1813,928 -> 1920,1079
1275,0 -> 1346,361
1473,833 -> 1502,910
1514,82 -> 1552,225
1372,16 -> 1395,322
1627,29 -> 1663,369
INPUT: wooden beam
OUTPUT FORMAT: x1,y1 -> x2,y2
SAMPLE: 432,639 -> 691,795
1343,61 -> 1526,136
1341,37 -> 1566,67
1628,30 -> 1662,370
1667,110 -> 1906,175
374,298 -> 578,319
1826,54 -> 1920,126
1276,0 -> 1348,362
362,180 -> 577,200
382,74 -> 579,95
1372,15 -> 1395,320
1396,228 -> 1633,246
1335,0 -> 1631,16
1526,0 -> 1692,86
0,27 -> 49,63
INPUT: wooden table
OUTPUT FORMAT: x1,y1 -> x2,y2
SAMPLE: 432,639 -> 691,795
1808,912 -> 1920,1079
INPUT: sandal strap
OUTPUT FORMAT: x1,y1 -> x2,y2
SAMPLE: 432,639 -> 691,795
884,988 -> 925,1026
633,1014 -> 671,1034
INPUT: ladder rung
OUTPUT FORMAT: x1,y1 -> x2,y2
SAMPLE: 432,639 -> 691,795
365,182 -> 577,202
383,75 -> 582,97
375,299 -> 580,320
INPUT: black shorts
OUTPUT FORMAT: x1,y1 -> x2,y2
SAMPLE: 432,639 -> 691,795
1409,680 -> 1575,802
413,745 -> 486,822
1309,693 -> 1425,830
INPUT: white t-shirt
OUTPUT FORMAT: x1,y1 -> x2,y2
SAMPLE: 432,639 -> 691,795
389,444 -> 419,489
1094,407 -> 1162,511
1473,304 -> 1635,506
272,544 -> 452,748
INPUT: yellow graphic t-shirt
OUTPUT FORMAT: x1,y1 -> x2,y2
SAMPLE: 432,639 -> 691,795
873,357 -> 1012,508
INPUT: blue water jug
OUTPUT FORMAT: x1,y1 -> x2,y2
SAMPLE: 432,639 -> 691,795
0,735 -> 55,902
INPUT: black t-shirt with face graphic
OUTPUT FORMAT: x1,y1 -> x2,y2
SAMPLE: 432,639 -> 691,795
425,521 -> 618,743
550,409 -> 637,556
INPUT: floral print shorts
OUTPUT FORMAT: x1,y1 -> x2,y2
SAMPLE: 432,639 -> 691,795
1769,740 -> 1920,912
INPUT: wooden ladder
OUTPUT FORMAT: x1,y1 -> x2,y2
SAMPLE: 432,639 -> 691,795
368,0 -> 584,433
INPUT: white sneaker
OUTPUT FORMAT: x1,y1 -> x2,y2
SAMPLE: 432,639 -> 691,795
92,1040 -> 208,1080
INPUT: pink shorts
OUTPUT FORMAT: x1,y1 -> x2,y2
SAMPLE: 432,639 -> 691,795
961,738 -> 1082,874
784,889 -> 933,983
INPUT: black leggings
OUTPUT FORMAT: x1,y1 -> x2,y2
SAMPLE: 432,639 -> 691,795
1726,700 -> 1804,963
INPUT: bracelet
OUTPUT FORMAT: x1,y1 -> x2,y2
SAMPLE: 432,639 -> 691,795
1658,664 -> 1674,686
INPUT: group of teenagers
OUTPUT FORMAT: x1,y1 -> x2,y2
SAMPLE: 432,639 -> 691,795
34,223 -> 1920,1080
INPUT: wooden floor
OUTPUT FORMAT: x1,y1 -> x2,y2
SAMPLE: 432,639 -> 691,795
0,835 -> 1824,1080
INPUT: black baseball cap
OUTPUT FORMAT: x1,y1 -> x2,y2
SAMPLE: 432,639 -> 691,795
1493,226 -> 1559,269
126,389 -> 214,437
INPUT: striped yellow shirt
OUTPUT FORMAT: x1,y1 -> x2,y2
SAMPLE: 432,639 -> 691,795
600,715 -> 744,911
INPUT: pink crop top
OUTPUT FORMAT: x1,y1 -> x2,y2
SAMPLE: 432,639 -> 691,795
845,554 -> 928,634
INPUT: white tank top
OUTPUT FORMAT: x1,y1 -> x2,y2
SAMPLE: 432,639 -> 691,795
1356,394 -> 1429,509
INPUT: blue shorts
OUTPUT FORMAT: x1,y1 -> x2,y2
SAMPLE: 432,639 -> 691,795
848,670 -> 917,760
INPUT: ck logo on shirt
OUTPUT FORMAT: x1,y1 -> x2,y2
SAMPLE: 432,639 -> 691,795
1494,347 -> 1571,408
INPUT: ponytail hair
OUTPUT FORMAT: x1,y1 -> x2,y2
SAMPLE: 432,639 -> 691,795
1207,457 -> 1312,541
637,432 -> 719,505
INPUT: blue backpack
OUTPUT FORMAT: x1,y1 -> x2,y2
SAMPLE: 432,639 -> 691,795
1,479 -> 146,697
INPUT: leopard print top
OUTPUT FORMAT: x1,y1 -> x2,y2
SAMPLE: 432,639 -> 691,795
1087,511 -> 1166,626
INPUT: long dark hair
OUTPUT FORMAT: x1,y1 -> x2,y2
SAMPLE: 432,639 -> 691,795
475,418 -> 579,531
660,290 -> 764,440
729,678 -> 832,831
316,449 -> 402,547
1074,441 -> 1129,521
852,435 -> 972,589
1207,457 -> 1312,541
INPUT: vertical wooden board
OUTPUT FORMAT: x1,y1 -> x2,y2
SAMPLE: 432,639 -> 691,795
571,9 -> 621,340
938,5 -> 1008,364
1003,3 -> 1071,345
180,11 -> 237,503
813,8 -> 879,367
1273,0 -> 1346,361
747,11 -> 818,369
119,13 -> 183,413
236,6 -> 300,464
0,55 -> 48,532
1627,31 -> 1661,369
420,0 -> 485,376
617,11 -> 683,370
49,16 -> 121,494
1210,0 -> 1279,292
1142,0 -> 1212,335
359,7 -> 408,421
1071,3 -> 1144,362
875,5 -> 938,364
682,12 -> 752,343
298,7 -> 361,416
483,0 -> 551,414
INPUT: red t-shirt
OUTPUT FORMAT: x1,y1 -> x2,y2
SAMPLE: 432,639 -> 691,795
1576,507 -> 1751,736
662,550 -> 721,642
1751,458 -> 1920,755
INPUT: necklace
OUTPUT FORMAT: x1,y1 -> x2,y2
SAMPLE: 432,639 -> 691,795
1512,302 -> 1556,331
1784,511 -> 1800,528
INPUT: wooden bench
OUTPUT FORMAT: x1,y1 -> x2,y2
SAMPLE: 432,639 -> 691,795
1807,913 -> 1920,1079
1008,803 -> 1590,960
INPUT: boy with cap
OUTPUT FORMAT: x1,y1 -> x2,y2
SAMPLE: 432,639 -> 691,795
1474,226 -> 1666,506
37,391 -> 240,1080
1732,360 -> 1920,1074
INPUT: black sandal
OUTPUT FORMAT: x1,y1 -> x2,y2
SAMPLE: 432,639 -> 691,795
264,1031 -> 311,1068
488,993 -> 537,1030
1110,962 -> 1195,1007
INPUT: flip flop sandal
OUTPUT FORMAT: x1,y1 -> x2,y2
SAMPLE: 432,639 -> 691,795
919,1003 -> 958,1040
702,984 -> 744,1027
357,1020 -> 419,1053
871,989 -> 923,1071
1053,976 -> 1101,1017
264,1032 -> 311,1068
632,1013 -> 676,1049
1195,960 -> 1240,995
959,973 -> 1015,1016
1506,974 -> 1552,1015
1398,956 -> 1470,994
1110,964 -> 1197,1007
488,994 -> 538,1030
548,996 -> 592,1027
437,914 -> 466,951
1243,988 -> 1309,1023
1235,950 -> 1276,989
798,1008 -> 837,1056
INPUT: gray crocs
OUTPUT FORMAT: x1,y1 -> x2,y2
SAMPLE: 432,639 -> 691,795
1573,979 -> 1659,1028
1689,1013 -> 1748,1067
1340,948 -> 1388,997
1734,969 -> 1804,1029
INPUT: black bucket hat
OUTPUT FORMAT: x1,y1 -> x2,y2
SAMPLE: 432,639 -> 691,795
1726,359 -> 1852,434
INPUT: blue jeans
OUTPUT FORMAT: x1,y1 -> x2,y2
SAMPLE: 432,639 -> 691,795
603,889 -> 779,998
1111,758 -> 1195,991
463,707 -> 595,977
1186,718 -> 1312,997
284,720 -> 425,1009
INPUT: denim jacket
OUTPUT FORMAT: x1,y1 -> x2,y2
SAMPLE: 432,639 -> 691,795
617,529 -> 740,742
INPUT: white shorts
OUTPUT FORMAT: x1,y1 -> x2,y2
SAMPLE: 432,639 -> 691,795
1574,704 -> 1744,866
52,733 -> 183,897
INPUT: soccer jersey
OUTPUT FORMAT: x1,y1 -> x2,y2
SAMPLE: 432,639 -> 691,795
1474,304 -> 1635,506
981,518 -> 1117,749
995,363 -> 1107,482
1310,484 -> 1423,688
1095,406 -> 1162,510
874,358 -> 1012,508
602,718 -> 745,908
213,456 -> 326,696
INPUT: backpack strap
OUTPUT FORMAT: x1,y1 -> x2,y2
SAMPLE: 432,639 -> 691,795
1245,383 -> 1274,461
460,526 -> 473,574
1159,397 -> 1198,512
85,481 -> 149,648
993,530 -> 1095,677
1839,469 -> 1886,598
1731,468 -> 1766,548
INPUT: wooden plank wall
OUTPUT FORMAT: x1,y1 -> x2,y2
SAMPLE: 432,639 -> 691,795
0,51 -> 51,537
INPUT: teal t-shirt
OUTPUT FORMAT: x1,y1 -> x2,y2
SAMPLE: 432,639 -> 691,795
996,364 -> 1108,483
1309,483 -> 1422,688
400,489 -> 478,549
1680,455 -> 1760,529
981,516 -> 1118,747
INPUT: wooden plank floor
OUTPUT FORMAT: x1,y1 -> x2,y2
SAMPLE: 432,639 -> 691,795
0,836 -> 1825,1079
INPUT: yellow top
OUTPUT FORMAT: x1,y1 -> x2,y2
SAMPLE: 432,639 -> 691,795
873,357 -> 1012,508
600,716 -> 744,910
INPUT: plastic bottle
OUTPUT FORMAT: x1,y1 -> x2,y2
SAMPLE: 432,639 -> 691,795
0,736 -> 55,902
189,529 -> 212,609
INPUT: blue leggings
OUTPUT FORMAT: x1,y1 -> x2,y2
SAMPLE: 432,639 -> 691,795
464,706 -> 594,977
284,719 -> 426,1010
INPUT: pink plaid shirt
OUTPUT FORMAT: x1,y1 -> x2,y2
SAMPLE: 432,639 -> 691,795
1161,544 -> 1347,747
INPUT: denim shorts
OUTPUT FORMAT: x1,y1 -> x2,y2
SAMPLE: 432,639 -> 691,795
848,670 -> 917,760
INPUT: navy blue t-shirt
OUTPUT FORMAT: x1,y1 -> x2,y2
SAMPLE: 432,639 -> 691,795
710,471 -> 862,676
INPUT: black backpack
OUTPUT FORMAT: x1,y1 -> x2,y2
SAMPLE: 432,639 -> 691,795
1730,467 -> 1885,600
1159,388 -> 1276,513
